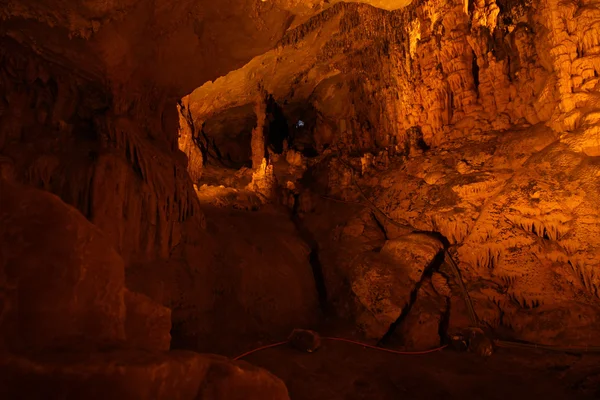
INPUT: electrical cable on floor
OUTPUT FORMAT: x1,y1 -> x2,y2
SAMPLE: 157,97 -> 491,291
233,337 -> 448,361
234,341 -> 290,361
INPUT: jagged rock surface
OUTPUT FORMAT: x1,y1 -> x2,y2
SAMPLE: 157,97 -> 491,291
0,180 -> 127,353
0,181 -> 291,399
178,0 -> 600,346
1,351 -> 290,400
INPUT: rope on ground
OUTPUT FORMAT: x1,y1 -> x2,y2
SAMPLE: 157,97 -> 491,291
324,337 -> 448,355
233,338 -> 448,360
233,341 -> 289,360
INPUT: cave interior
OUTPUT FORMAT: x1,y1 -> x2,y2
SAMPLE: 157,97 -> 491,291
2,0 -> 600,399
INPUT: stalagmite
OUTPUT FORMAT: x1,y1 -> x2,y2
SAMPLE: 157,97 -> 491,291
251,98 -> 268,170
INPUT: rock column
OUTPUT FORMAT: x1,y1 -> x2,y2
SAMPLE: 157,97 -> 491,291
251,98 -> 267,170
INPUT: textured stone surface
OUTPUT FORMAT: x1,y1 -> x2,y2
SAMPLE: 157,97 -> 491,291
3,0 -> 600,394
0,180 -> 126,353
197,355 -> 290,400
395,279 -> 448,350
336,233 -> 444,340
175,0 -> 600,347
380,234 -> 444,282
0,181 -> 292,398
0,351 -> 290,400
124,290 -> 172,351
146,206 -> 320,356
362,124 -> 600,345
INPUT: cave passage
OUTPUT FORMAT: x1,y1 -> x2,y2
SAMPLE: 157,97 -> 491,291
266,95 -> 290,154
200,104 -> 257,169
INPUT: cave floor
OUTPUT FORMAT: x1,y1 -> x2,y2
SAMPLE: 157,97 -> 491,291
242,328 -> 600,400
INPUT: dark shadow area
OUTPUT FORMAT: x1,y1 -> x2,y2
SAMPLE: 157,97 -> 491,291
266,95 -> 290,154
280,100 -> 320,157
292,194 -> 331,316
199,104 -> 256,169
377,250 -> 446,346
472,50 -> 480,94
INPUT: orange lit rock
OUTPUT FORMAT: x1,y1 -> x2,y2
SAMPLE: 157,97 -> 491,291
251,100 -> 268,170
396,280 -> 448,351
349,235 -> 445,339
380,234 -> 444,282
4,0 -> 600,378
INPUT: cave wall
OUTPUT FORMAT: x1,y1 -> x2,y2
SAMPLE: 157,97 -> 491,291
178,0 -> 600,346
0,38 -> 201,264
182,0 -> 600,167
0,0 -> 305,263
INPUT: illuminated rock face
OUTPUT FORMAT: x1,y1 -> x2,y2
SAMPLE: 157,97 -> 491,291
179,0 -> 600,346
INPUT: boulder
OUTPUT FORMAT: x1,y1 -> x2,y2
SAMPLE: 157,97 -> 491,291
198,355 -> 290,400
0,180 -> 126,353
124,290 -> 172,351
0,351 -> 290,400
351,253 -> 412,338
395,280 -> 448,351
350,234 -> 445,339
380,234 -> 444,282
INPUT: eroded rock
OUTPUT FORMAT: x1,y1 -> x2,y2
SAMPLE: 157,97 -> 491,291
350,235 -> 445,339
395,280 -> 448,351
380,234 -> 445,282
0,351 -> 290,400
0,180 -> 126,353
124,290 -> 172,352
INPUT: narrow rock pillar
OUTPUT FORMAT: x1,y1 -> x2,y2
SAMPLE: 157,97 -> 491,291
251,98 -> 267,170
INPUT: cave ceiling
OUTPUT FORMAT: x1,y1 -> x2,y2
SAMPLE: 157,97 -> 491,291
0,0 -> 412,98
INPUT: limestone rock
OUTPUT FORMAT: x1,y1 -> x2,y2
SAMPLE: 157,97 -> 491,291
194,184 -> 263,211
396,280 -> 448,351
351,254 -> 411,338
198,355 -> 290,400
380,234 -> 444,282
0,351 -> 290,400
350,234 -> 444,339
367,125 -> 600,344
158,206 -> 320,356
0,180 -> 126,353
246,158 -> 278,202
124,290 -> 172,352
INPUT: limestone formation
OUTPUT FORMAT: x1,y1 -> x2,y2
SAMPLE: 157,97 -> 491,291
0,180 -> 127,353
251,99 -> 268,170
0,181 -> 291,399
177,0 -> 600,347
1,351 -> 290,400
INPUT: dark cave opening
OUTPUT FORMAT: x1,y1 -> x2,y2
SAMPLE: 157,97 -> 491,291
266,95 -> 290,154
284,103 -> 321,157
292,192 -> 330,315
472,50 -> 480,94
